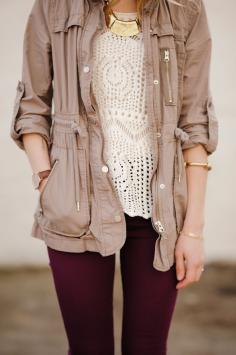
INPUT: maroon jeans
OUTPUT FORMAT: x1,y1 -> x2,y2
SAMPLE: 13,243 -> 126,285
47,212 -> 179,355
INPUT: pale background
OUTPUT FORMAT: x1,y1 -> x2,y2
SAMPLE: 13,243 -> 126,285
0,0 -> 235,265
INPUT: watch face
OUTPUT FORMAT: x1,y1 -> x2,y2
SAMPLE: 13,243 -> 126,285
32,173 -> 41,189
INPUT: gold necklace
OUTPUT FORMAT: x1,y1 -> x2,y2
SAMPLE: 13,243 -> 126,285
107,8 -> 141,37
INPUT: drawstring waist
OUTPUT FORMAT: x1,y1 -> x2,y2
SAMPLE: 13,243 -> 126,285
49,115 -> 189,210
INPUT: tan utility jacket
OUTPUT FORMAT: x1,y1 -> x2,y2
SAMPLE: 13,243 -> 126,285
10,0 -> 219,271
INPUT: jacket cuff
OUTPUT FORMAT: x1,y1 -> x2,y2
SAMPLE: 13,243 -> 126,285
10,81 -> 51,150
12,118 -> 51,150
180,96 -> 219,156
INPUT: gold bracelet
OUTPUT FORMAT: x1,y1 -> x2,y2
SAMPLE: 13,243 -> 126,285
184,161 -> 212,171
179,230 -> 204,240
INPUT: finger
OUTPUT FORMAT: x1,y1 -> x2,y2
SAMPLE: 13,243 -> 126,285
177,261 -> 196,289
195,265 -> 204,281
175,250 -> 186,281
186,261 -> 198,284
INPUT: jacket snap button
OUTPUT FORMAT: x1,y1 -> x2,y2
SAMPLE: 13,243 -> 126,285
156,132 -> 161,138
83,65 -> 90,73
102,165 -> 109,173
160,183 -> 165,189
114,215 -> 121,222
153,79 -> 159,85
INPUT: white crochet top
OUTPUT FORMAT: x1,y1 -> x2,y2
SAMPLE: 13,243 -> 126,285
91,11 -> 155,219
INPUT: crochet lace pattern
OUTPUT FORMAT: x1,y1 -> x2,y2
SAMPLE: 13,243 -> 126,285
91,11 -> 155,219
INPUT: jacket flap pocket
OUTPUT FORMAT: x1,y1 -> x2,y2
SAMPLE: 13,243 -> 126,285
53,14 -> 84,32
150,23 -> 174,37
151,23 -> 175,50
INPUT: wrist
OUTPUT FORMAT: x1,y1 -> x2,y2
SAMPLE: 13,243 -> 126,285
182,221 -> 204,234
38,176 -> 48,189
182,218 -> 205,234
184,209 -> 205,226
32,169 -> 51,190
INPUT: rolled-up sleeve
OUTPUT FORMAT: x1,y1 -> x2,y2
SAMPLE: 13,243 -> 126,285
178,0 -> 219,155
10,0 -> 53,151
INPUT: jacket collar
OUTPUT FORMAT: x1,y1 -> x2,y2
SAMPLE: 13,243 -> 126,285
89,0 -> 157,11
53,0 -> 164,32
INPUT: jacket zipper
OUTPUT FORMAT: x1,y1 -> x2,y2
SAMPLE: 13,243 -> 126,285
150,171 -> 165,235
162,48 -> 173,104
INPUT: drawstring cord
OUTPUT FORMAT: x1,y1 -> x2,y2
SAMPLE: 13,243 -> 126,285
49,117 -> 56,147
174,127 -> 189,182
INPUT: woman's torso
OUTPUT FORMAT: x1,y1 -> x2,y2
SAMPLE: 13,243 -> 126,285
91,10 -> 155,219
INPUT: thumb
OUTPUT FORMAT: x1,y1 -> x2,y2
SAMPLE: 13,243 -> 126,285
175,251 -> 185,280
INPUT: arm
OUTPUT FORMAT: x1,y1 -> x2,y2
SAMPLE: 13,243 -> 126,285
23,134 -> 51,186
182,144 -> 208,233
175,0 -> 219,289
10,0 -> 53,189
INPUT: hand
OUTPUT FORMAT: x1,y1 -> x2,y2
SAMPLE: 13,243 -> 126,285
38,177 -> 49,195
175,231 -> 205,290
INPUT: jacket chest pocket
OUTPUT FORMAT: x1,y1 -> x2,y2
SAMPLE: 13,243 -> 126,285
151,24 -> 178,107
52,9 -> 85,33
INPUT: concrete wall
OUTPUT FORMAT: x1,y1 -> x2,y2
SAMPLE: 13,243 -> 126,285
0,0 -> 235,265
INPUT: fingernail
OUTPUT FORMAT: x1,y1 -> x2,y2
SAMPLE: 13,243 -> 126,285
177,274 -> 182,280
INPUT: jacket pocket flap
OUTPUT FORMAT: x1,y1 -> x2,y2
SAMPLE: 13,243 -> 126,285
53,14 -> 84,32
150,23 -> 174,37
